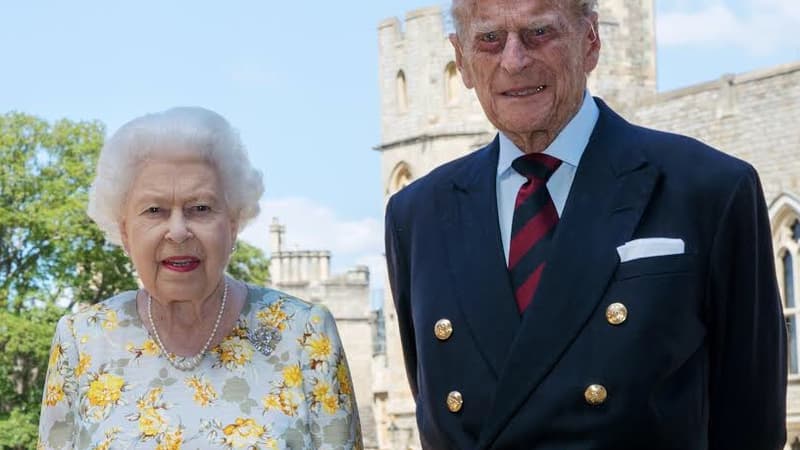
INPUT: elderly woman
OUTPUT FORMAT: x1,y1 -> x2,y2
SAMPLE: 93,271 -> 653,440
38,107 -> 363,449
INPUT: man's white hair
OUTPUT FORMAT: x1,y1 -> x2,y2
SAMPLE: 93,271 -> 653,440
451,0 -> 599,37
87,106 -> 264,246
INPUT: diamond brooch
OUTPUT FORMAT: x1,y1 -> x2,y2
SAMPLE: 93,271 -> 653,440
248,324 -> 281,357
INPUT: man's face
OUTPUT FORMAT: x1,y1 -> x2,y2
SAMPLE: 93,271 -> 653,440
450,0 -> 600,146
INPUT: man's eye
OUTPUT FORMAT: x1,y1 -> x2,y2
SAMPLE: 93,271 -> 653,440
192,205 -> 211,213
146,207 -> 161,214
479,31 -> 499,42
521,27 -> 553,47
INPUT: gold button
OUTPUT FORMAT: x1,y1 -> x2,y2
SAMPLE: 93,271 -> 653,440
584,384 -> 608,406
605,302 -> 628,325
446,391 -> 463,413
434,319 -> 453,341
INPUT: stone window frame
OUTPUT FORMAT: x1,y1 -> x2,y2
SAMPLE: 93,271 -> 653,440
396,70 -> 408,113
388,161 -> 413,195
770,193 -> 800,379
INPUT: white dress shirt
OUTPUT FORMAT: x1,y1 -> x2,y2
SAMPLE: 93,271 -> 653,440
496,91 -> 599,264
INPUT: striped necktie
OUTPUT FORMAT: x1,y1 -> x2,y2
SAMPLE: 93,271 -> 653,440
509,153 -> 562,313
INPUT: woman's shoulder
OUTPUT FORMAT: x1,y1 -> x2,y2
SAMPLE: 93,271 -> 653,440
243,284 -> 318,314
60,290 -> 138,327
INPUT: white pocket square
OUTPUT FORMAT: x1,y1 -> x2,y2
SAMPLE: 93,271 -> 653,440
616,238 -> 685,263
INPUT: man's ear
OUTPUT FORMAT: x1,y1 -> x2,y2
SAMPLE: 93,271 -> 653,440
583,13 -> 601,73
449,33 -> 474,89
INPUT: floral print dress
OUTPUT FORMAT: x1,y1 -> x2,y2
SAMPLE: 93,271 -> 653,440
38,285 -> 363,449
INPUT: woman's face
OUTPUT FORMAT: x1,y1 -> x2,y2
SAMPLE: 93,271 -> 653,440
120,157 -> 237,304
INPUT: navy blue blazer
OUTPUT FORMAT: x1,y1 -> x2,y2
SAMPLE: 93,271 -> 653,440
384,100 -> 787,450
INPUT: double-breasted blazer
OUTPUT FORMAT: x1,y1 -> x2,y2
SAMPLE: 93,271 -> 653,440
384,99 -> 787,450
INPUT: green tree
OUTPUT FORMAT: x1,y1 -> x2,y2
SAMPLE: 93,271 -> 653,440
0,112 -> 137,310
0,112 -> 137,449
0,307 -> 62,449
227,240 -> 270,286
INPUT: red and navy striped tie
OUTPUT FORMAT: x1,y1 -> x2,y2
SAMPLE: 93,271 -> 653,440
509,153 -> 562,313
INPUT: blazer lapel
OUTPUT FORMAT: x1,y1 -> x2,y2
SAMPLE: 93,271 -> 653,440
477,101 -> 662,447
438,137 -> 521,377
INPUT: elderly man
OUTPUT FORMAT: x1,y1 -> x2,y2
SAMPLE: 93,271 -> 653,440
384,0 -> 787,449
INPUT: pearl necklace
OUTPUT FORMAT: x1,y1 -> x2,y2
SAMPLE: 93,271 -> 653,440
147,281 -> 228,371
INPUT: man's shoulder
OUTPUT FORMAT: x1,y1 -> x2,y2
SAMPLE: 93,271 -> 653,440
631,123 -> 753,179
389,141 -> 494,208
595,100 -> 753,181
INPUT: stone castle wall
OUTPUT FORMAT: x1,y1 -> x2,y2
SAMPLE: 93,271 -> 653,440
632,63 -> 800,204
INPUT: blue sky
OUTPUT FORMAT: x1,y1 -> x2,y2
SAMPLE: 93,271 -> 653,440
2,1 -> 798,293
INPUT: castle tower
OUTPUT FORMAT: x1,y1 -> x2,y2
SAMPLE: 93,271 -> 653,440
376,6 -> 494,200
588,0 -> 658,115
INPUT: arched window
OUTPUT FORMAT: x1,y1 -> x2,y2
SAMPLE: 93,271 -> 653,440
793,218 -> 800,241
396,70 -> 408,113
388,162 -> 412,195
771,194 -> 800,376
445,62 -> 460,105
787,252 -> 797,309
784,251 -> 798,374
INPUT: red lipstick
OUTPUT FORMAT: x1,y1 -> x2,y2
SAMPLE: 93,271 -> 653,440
162,256 -> 200,272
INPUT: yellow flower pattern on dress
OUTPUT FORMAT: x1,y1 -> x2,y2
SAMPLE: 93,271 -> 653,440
102,310 -> 118,330
85,303 -> 118,331
310,380 -> 340,414
213,335 -> 255,370
87,373 -> 125,407
223,418 -> 266,448
138,405 -> 168,437
283,364 -> 302,388
185,375 -> 217,406
90,427 -> 121,450
75,352 -> 91,377
127,386 -> 185,448
49,343 -> 64,367
83,370 -> 128,421
308,335 -> 332,361
322,393 -> 339,414
143,339 -> 159,355
38,286 -> 362,449
44,373 -> 66,407
262,363 -> 303,417
126,338 -> 160,360
337,360 -> 353,396
256,298 -> 292,331
155,428 -> 184,450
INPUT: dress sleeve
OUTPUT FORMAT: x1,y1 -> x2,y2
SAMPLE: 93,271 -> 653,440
37,315 -> 79,450
300,303 -> 363,449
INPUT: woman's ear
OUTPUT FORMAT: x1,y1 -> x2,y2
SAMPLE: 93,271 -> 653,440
119,221 -> 130,255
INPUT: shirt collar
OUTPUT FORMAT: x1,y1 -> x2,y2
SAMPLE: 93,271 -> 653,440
497,90 -> 599,177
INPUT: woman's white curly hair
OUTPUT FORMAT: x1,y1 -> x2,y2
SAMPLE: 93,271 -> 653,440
87,106 -> 264,246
